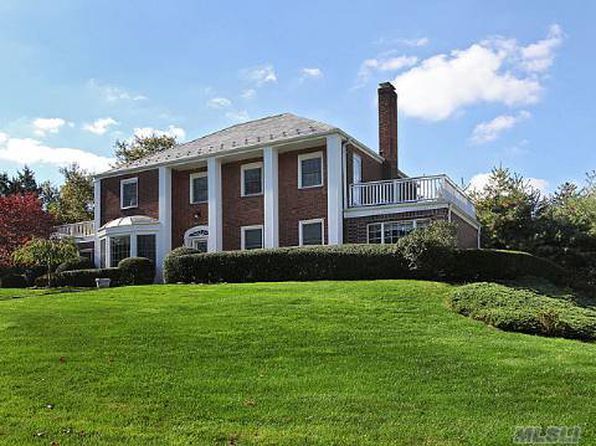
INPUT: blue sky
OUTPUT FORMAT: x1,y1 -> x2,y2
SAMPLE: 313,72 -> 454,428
0,1 -> 594,192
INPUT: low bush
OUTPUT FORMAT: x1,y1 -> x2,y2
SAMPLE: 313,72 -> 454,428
118,257 -> 155,285
449,282 -> 596,341
56,256 -> 95,274
55,268 -> 121,288
0,273 -> 28,288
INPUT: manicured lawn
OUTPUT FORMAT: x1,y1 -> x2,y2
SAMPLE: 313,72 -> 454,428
0,281 -> 594,445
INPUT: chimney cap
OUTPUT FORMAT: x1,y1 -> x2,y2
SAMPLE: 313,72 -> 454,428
378,82 -> 395,91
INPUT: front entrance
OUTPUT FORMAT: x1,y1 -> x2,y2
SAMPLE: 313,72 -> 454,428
184,226 -> 209,252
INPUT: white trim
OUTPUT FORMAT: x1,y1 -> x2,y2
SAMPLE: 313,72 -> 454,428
207,157 -> 222,252
326,134 -> 343,245
240,161 -> 264,197
344,202 -> 450,219
157,166 -> 172,282
184,225 -> 209,250
189,171 -> 208,204
93,179 -> 101,267
263,147 -> 279,248
299,218 -> 325,246
297,151 -> 324,189
120,177 -> 138,210
241,225 -> 264,250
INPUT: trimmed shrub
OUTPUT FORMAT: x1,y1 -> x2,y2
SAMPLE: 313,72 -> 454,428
164,244 -> 571,286
34,273 -> 56,288
56,256 -> 95,274
0,273 -> 28,288
118,257 -> 155,285
449,282 -> 596,341
56,268 -> 121,287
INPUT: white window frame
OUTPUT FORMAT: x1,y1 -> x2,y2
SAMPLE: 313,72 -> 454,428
366,219 -> 430,244
298,151 -> 324,189
189,171 -> 208,204
241,162 -> 264,197
299,218 -> 325,246
184,225 -> 209,251
241,224 -> 264,250
120,177 -> 138,210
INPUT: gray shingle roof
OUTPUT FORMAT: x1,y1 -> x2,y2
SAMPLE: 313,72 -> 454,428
105,113 -> 337,174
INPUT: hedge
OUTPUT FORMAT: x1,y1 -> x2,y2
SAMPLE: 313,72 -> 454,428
0,273 -> 28,288
118,257 -> 155,285
54,267 -> 121,288
163,245 -> 569,285
55,256 -> 95,274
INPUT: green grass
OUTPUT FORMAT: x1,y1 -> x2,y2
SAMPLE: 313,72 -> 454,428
0,281 -> 594,445
450,281 -> 596,341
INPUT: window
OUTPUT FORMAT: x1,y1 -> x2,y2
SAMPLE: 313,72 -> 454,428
190,172 -> 208,203
367,219 -> 429,244
298,152 -> 323,189
299,219 -> 324,246
120,177 -> 138,209
137,234 -> 156,266
110,235 -> 130,266
185,225 -> 209,252
241,225 -> 263,250
241,162 -> 263,196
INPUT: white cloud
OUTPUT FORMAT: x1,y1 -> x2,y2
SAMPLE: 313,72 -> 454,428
241,64 -> 277,87
0,135 -> 113,172
207,97 -> 232,109
225,110 -> 250,122
468,172 -> 549,194
33,118 -> 70,136
83,117 -> 118,135
357,55 -> 418,84
470,110 -> 531,144
87,78 -> 147,102
300,67 -> 323,79
392,25 -> 563,121
241,89 -> 256,100
133,125 -> 186,140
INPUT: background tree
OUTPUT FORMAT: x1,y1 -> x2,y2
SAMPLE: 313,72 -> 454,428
0,193 -> 54,268
12,238 -> 78,287
0,172 -> 10,196
469,166 -> 542,251
53,163 -> 94,223
9,165 -> 39,194
39,180 -> 60,213
114,134 -> 177,165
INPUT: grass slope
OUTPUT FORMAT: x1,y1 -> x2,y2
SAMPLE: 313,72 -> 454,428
0,281 -> 594,445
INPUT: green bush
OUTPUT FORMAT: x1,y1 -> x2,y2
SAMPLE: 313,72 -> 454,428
449,282 -> 596,341
0,273 -> 28,288
55,256 -> 95,274
34,273 -> 56,288
118,257 -> 155,285
396,221 -> 457,277
55,268 -> 121,287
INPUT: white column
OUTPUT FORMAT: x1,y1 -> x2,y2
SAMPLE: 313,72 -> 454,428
207,157 -> 223,252
326,134 -> 343,245
263,146 -> 279,248
157,166 -> 172,282
93,178 -> 101,267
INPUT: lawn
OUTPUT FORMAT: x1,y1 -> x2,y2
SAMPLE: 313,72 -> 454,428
0,281 -> 594,445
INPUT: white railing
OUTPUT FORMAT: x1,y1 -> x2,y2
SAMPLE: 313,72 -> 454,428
54,220 -> 95,239
349,174 -> 476,219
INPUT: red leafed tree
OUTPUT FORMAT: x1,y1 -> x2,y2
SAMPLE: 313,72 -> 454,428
0,193 -> 55,268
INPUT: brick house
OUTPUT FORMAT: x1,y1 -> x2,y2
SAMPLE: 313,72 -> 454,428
58,82 -> 480,281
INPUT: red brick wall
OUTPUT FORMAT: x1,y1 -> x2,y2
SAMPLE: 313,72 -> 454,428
279,146 -> 328,247
100,169 -> 159,226
344,208 -> 449,244
222,157 -> 264,251
171,168 -> 209,249
345,144 -> 385,203
451,212 -> 479,249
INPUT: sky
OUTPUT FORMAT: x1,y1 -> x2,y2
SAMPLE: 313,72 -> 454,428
0,0 -> 594,193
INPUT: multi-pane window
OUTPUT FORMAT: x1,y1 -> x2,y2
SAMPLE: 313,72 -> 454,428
190,172 -> 208,203
298,152 -> 323,188
300,219 -> 324,246
120,178 -> 138,209
192,239 -> 208,253
137,234 -> 156,266
110,235 -> 131,266
367,219 -> 430,244
241,163 -> 263,196
242,226 -> 263,250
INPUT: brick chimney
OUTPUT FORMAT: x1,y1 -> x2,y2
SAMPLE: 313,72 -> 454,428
378,82 -> 398,178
